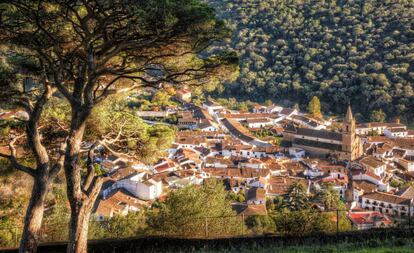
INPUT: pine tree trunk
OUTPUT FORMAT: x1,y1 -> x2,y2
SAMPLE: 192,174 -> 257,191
19,172 -> 49,253
65,109 -> 92,253
66,202 -> 91,253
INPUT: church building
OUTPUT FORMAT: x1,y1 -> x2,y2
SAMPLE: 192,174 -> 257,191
283,106 -> 363,161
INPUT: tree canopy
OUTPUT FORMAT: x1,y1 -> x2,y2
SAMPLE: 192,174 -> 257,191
0,1 -> 237,252
147,179 -> 238,237
307,96 -> 322,118
206,0 -> 414,123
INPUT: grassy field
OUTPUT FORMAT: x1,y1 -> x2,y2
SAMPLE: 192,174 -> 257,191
198,246 -> 413,253
197,239 -> 414,253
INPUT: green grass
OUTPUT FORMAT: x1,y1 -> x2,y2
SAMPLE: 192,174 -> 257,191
197,246 -> 413,253
196,240 -> 414,253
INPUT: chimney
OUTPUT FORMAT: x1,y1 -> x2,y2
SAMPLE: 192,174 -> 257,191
395,117 -> 400,124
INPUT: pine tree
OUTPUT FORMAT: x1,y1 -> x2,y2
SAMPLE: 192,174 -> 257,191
283,182 -> 309,211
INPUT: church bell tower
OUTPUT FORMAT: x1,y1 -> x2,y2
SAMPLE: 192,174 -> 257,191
342,105 -> 356,159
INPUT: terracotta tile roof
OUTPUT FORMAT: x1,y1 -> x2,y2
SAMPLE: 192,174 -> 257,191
223,113 -> 278,119
386,127 -> 407,133
363,170 -> 382,181
246,118 -> 272,124
176,89 -> 191,95
154,161 -> 177,173
366,136 -> 393,143
396,138 -> 414,150
318,175 -> 348,186
362,192 -> 410,205
109,167 -> 138,180
296,127 -> 343,141
353,180 -> 376,193
203,167 -> 270,178
280,108 -> 295,116
266,176 -> 308,195
359,156 -> 385,169
233,204 -> 268,216
396,186 -> 414,199
221,118 -> 256,143
95,189 -> 148,217
357,122 -> 405,128
347,211 -> 392,226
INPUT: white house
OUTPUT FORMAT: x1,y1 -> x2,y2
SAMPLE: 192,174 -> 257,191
395,157 -> 414,172
356,122 -> 406,136
103,172 -> 163,201
289,147 -> 306,159
359,156 -> 386,178
203,100 -> 224,116
317,173 -> 348,199
246,118 -> 273,129
239,158 -> 265,169
384,128 -> 408,138
361,191 -> 413,217
353,171 -> 389,192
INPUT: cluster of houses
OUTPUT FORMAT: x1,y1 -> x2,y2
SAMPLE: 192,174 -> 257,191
92,99 -> 414,231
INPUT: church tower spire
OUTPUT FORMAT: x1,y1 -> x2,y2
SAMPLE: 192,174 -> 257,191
341,104 -> 362,161
345,104 -> 353,122
343,104 -> 355,134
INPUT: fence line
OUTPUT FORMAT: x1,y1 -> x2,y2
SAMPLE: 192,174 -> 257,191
0,209 -> 411,248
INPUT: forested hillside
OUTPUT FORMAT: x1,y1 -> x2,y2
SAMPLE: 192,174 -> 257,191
205,0 -> 414,122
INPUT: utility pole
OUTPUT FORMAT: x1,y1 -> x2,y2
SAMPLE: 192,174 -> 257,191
241,214 -> 245,236
15,226 -> 18,247
409,201 -> 412,229
205,217 -> 208,238
336,209 -> 339,235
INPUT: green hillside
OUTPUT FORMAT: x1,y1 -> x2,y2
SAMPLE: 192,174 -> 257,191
205,0 -> 414,122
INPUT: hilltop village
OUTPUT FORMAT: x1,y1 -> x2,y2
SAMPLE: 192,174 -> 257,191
66,89 -> 413,230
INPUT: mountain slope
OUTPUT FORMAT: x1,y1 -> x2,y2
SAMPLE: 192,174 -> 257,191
206,0 -> 414,121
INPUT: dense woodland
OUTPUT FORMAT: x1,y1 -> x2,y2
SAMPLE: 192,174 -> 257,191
205,0 -> 414,122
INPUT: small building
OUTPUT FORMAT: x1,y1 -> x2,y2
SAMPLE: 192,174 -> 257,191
266,176 -> 310,196
246,187 -> 266,205
359,156 -> 386,178
95,189 -> 148,220
356,122 -> 406,136
175,89 -> 191,102
351,180 -> 376,203
347,211 -> 392,230
232,203 -> 268,216
103,172 -> 163,201
246,118 -> 273,129
394,156 -> 414,172
360,191 -> 413,216
384,128 -> 408,138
